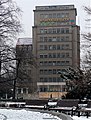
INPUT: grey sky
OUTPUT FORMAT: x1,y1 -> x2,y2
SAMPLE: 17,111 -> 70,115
15,0 -> 91,38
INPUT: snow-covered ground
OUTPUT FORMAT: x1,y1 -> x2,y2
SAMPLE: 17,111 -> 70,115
72,116 -> 91,120
0,108 -> 61,120
0,108 -> 91,120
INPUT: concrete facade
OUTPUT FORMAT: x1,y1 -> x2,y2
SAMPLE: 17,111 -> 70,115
16,38 -> 37,99
32,5 -> 80,99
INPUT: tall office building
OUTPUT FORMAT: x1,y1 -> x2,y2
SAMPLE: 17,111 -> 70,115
33,5 -> 80,99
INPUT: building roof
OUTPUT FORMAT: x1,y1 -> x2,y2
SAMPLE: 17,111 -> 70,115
35,5 -> 75,10
16,38 -> 32,46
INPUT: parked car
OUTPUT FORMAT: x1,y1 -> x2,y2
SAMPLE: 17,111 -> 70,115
77,98 -> 88,109
44,98 -> 59,109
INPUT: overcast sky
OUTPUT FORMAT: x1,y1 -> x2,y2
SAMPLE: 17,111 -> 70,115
15,0 -> 91,38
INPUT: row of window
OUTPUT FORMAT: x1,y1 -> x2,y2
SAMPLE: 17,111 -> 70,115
40,60 -> 70,66
40,21 -> 70,26
40,77 -> 63,82
40,13 -> 69,19
17,88 -> 28,94
40,68 -> 69,75
40,28 -> 69,34
40,52 -> 70,59
39,44 -> 70,50
17,88 -> 32,94
39,36 -> 70,42
39,85 -> 66,92
17,45 -> 32,51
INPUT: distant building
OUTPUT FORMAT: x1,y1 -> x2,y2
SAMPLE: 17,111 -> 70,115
16,38 -> 37,99
32,5 -> 80,99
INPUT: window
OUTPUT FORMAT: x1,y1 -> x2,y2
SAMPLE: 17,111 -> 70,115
61,53 -> 65,58
49,69 -> 52,74
40,37 -> 43,42
49,14 -> 52,18
44,55 -> 47,58
61,36 -> 64,41
44,69 -> 48,74
40,70 -> 43,74
40,61 -> 43,65
23,88 -> 26,94
65,13 -> 69,17
57,69 -> 61,73
66,36 -> 69,41
44,78 -> 48,82
53,53 -> 56,58
44,61 -> 47,65
57,28 -> 60,33
49,45 -> 53,50
65,44 -> 69,49
66,61 -> 69,64
17,88 -> 21,94
44,14 -> 48,18
40,29 -> 44,33
40,54 -> 43,58
57,53 -> 60,58
61,61 -> 65,65
52,37 -> 56,42
49,77 -> 52,82
40,87 -> 46,92
62,85 -> 66,92
44,37 -> 47,42
40,88 -> 42,92
48,29 -> 52,34
66,53 -> 69,57
60,13 -> 62,17
53,69 -> 56,74
61,13 -> 65,18
57,61 -> 60,65
49,53 -> 52,58
57,37 -> 60,41
53,13 -> 56,18
57,77 -> 61,82
40,77 -> 43,82
40,45 -> 44,50
53,77 -> 56,82
48,37 -> 52,42
57,22 -> 61,25
40,14 -> 44,18
44,29 -> 47,33
44,45 -> 47,50
57,13 -> 60,18
48,61 -> 52,65
53,61 -> 56,66
61,28 -> 64,33
57,45 -> 60,50
40,22 -> 45,26
28,88 -> 32,93
66,28 -> 69,33
44,87 -> 48,92
53,45 -> 56,50
62,44 -> 64,49
53,28 -> 56,33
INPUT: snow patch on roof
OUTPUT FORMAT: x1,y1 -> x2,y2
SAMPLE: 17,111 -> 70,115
17,38 -> 32,45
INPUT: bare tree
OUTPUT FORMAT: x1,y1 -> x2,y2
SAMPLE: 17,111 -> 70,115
81,6 -> 91,69
0,0 -> 22,44
0,0 -> 22,99
0,0 -> 22,74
